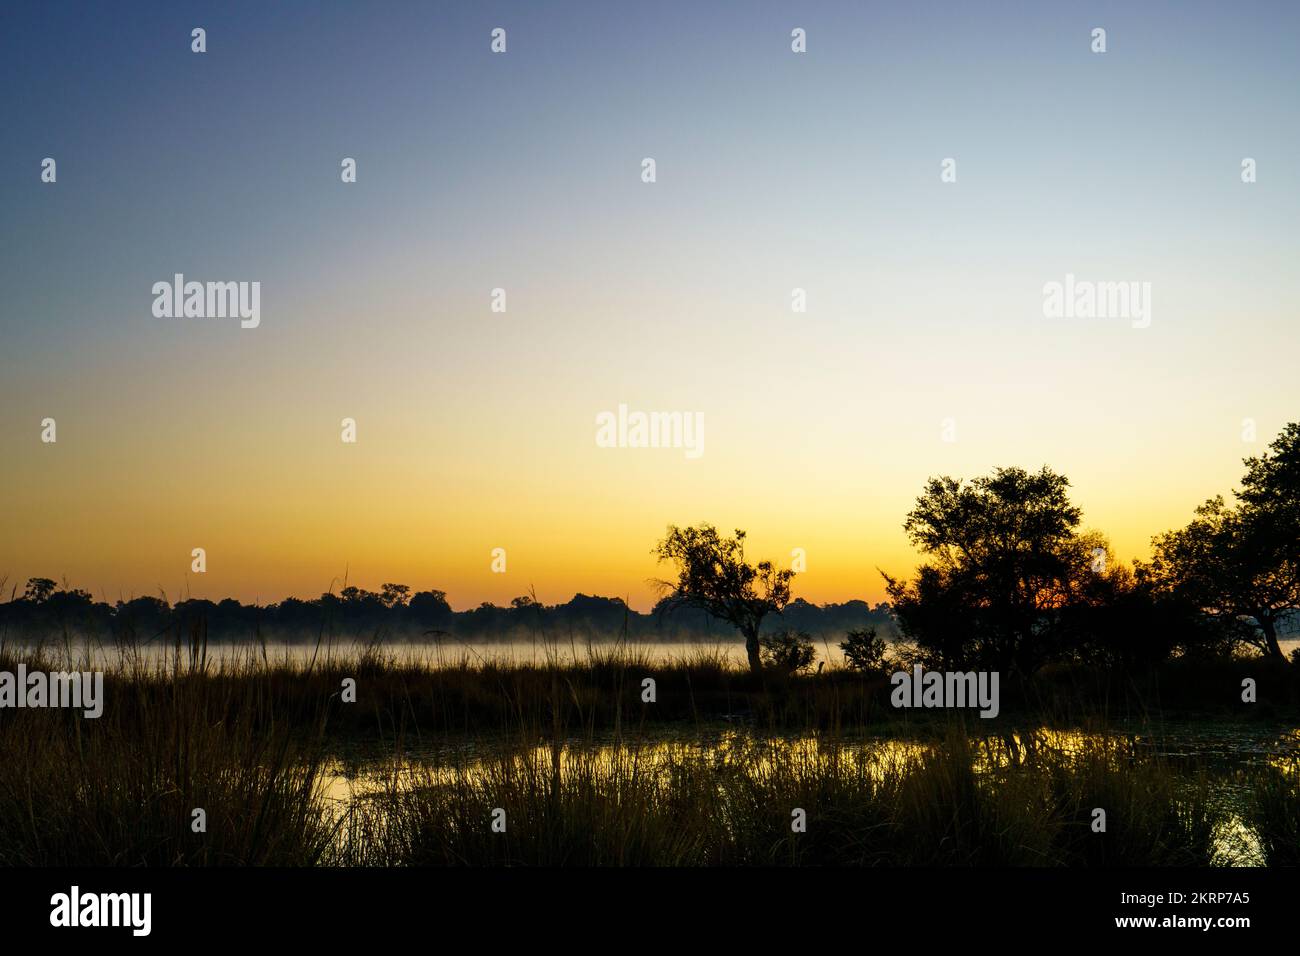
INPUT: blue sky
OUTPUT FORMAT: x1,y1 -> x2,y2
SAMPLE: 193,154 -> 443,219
2,0 -> 1298,606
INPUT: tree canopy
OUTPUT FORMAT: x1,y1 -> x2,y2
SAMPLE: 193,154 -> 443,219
1146,425 -> 1300,661
653,524 -> 794,673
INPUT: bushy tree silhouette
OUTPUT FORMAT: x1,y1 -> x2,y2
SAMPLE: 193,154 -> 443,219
23,577 -> 56,603
1147,423 -> 1300,662
653,524 -> 794,673
883,466 -> 1094,672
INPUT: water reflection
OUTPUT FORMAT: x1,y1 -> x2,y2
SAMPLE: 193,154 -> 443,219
318,722 -> 1300,866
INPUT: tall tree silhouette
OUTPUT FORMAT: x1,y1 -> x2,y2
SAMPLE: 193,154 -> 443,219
1148,423 -> 1300,662
883,466 -> 1090,672
653,524 -> 794,673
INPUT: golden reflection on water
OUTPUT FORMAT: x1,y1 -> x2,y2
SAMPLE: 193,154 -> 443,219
315,725 -> 1300,866
322,731 -> 928,801
322,726 -> 1300,795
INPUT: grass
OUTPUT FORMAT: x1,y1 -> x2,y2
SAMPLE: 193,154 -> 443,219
335,729 -> 1224,866
0,635 -> 344,865
0,673 -> 336,866
1248,757 -> 1300,865
0,639 -> 1291,867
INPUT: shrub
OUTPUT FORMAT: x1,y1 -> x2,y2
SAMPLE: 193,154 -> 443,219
840,627 -> 889,674
759,629 -> 816,673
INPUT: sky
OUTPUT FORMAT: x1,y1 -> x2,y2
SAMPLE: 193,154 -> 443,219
2,0 -> 1298,611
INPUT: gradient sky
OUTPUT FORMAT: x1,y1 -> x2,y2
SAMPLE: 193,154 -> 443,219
2,0 -> 1299,611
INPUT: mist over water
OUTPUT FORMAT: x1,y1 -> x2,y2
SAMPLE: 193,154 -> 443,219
13,635 -> 1300,672
11,637 -> 856,670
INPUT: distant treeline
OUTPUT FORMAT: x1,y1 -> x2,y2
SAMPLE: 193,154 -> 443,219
7,422 -> 1297,668
0,580 -> 899,646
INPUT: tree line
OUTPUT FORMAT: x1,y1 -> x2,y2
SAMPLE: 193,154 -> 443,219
6,423 -> 1296,671
0,577 -> 894,646
655,422 -> 1300,674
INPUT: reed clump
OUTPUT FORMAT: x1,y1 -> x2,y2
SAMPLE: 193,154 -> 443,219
1247,756 -> 1300,865
0,646 -> 336,866
337,730 -> 1224,867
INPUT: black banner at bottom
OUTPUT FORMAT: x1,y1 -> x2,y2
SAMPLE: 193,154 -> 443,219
0,866 -> 1273,943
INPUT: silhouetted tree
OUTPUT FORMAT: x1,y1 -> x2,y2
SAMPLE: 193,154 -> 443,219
380,583 -> 411,608
1147,499 -> 1296,662
408,589 -> 452,629
23,577 -> 56,603
1061,561 -> 1211,667
653,524 -> 794,673
1240,423 -> 1300,653
883,466 -> 1089,673
1240,422 -> 1300,514
1145,424 -> 1300,663
113,596 -> 170,639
